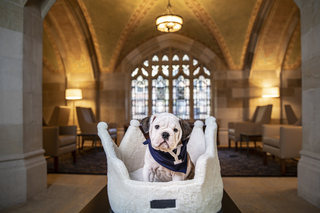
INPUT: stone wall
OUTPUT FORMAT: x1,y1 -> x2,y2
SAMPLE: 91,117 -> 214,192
294,0 -> 320,208
0,0 -> 47,209
214,68 -> 301,146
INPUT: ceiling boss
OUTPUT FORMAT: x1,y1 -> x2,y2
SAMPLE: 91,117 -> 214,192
156,0 -> 183,32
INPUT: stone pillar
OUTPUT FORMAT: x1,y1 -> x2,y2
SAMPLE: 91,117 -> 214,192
0,0 -> 47,209
294,0 -> 320,208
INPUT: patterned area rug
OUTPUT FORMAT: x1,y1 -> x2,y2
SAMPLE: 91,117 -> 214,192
46,146 -> 298,177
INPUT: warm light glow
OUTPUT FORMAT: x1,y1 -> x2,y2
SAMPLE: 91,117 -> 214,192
65,89 -> 82,100
262,87 -> 279,98
156,14 -> 183,32
156,1 -> 183,33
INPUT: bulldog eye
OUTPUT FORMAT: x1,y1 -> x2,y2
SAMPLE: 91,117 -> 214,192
155,125 -> 160,129
174,128 -> 178,132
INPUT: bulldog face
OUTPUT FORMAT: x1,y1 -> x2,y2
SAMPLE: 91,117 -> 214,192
141,113 -> 192,152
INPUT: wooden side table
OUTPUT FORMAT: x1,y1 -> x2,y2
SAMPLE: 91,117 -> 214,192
240,133 -> 262,157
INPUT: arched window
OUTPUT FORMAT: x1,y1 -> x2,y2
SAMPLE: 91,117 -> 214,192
131,48 -> 211,120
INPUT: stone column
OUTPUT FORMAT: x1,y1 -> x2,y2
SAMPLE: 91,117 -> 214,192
0,0 -> 47,209
294,0 -> 320,208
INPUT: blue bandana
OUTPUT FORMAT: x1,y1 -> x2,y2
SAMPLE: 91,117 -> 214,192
143,138 -> 188,174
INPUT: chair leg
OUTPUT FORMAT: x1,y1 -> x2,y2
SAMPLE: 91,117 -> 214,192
81,139 -> 85,149
228,139 -> 231,148
281,159 -> 286,175
54,156 -> 59,172
263,152 -> 267,165
235,141 -> 238,151
72,150 -> 76,163
254,141 -> 257,148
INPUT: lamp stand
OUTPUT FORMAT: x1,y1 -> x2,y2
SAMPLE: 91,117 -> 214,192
72,100 -> 76,125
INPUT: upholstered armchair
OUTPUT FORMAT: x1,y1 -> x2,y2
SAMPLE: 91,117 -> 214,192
76,106 -> 117,148
43,106 -> 77,172
262,123 -> 302,175
284,104 -> 298,125
228,104 -> 273,149
47,106 -> 71,126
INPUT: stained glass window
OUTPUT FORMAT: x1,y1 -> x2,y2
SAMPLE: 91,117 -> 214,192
131,75 -> 148,120
173,76 -> 190,119
182,65 -> 189,76
152,76 -> 169,114
131,48 -> 212,120
182,54 -> 189,61
141,67 -> 148,76
152,65 -> 159,76
193,75 -> 211,119
162,65 -> 169,76
162,55 -> 169,61
173,65 -> 179,76
173,55 -> 179,61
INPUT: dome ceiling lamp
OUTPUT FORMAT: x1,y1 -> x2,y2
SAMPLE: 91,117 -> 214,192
156,0 -> 183,33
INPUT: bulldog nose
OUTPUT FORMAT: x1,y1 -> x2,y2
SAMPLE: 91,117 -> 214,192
161,132 -> 170,140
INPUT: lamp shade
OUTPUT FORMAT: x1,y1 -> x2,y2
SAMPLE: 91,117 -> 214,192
262,87 -> 279,98
65,89 -> 82,100
156,14 -> 183,32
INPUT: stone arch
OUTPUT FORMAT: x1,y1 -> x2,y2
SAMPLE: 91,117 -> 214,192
120,34 -> 224,122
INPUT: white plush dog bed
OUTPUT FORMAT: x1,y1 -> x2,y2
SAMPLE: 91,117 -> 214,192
97,116 -> 223,212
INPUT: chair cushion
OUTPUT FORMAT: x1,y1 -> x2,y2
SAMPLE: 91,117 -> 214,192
59,135 -> 76,147
263,135 -> 280,148
108,128 -> 117,135
255,106 -> 267,123
228,128 -> 235,135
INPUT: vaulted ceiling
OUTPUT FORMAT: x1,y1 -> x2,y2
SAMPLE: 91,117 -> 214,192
43,0 -> 301,77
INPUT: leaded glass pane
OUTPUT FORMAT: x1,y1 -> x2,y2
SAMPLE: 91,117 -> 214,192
193,75 -> 211,119
182,54 -> 189,61
193,59 -> 198,66
132,75 -> 148,120
152,55 -> 159,61
182,65 -> 189,75
204,67 -> 210,76
152,65 -> 159,76
131,68 -> 138,77
141,67 -> 148,76
152,76 -> 169,114
162,65 -> 169,76
173,55 -> 179,61
143,60 -> 149,67
173,76 -> 190,119
193,67 -> 200,75
173,65 -> 179,76
162,55 -> 169,61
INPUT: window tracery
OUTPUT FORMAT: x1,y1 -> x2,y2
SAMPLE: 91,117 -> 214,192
131,48 -> 211,120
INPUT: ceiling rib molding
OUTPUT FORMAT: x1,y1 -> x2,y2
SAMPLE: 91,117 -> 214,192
78,0 -> 157,73
280,10 -> 300,70
43,15 -> 67,74
65,0 -> 99,80
108,0 -> 157,73
184,0 -> 262,71
245,0 -> 275,75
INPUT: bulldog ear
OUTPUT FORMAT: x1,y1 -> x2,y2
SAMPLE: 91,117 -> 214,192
179,119 -> 192,141
141,115 -> 156,133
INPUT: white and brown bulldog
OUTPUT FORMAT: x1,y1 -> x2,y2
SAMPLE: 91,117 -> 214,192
141,113 -> 195,182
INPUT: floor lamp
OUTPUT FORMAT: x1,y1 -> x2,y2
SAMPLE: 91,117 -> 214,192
262,87 -> 279,104
65,89 -> 82,125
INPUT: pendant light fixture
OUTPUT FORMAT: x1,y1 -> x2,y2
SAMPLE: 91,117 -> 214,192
156,0 -> 183,33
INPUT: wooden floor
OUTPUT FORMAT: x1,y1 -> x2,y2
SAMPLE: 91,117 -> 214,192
1,174 -> 319,213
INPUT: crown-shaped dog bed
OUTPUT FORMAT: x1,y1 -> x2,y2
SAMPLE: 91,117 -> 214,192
97,116 -> 223,212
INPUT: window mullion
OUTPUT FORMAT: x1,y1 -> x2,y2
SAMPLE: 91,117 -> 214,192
190,58 -> 194,122
169,47 -> 173,113
148,56 -> 152,116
